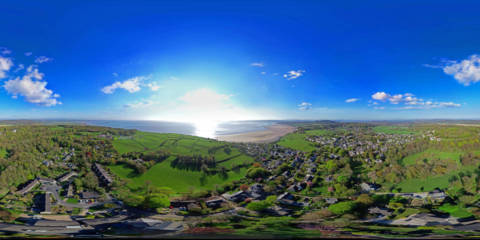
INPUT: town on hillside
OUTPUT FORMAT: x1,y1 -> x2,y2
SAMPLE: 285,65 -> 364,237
0,122 -> 479,237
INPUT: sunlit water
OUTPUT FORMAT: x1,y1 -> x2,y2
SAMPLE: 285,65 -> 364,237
71,120 -> 278,138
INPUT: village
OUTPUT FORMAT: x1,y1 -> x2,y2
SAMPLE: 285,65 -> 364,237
0,124 -> 476,237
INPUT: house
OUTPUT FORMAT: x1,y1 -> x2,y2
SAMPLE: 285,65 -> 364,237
17,179 -> 40,195
58,171 -> 78,182
288,182 -> 306,192
79,214 -> 128,227
222,191 -> 249,203
146,221 -> 183,232
93,163 -> 113,186
325,198 -> 338,204
428,189 -> 446,202
124,218 -> 163,229
33,219 -> 81,228
304,174 -> 314,182
368,207 -> 392,218
277,192 -> 294,201
249,184 -> 266,200
170,200 -> 196,208
80,191 -> 100,203
267,206 -> 291,216
205,197 -> 225,208
360,182 -> 379,193
38,177 -> 56,185
325,176 -> 333,183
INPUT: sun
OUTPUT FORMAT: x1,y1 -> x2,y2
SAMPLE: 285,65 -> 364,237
192,119 -> 219,139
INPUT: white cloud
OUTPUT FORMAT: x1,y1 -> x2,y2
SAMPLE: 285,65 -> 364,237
124,99 -> 154,109
298,102 -> 312,111
441,54 -> 480,86
371,91 -> 461,109
389,94 -> 403,104
284,70 -> 305,80
3,66 -> 61,106
147,82 -> 162,91
24,52 -> 32,56
102,76 -> 143,94
0,56 -> 13,79
372,92 -> 389,101
345,98 -> 359,103
251,62 -> 264,67
15,64 -> 25,72
112,72 -> 119,77
34,56 -> 53,64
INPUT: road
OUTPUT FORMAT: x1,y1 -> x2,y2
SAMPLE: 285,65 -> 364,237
41,182 -> 114,209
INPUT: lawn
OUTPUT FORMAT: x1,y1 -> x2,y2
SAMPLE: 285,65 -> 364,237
394,173 -> 453,192
113,131 -> 253,167
438,203 -> 473,218
109,156 -> 248,193
66,198 -> 79,204
393,164 -> 477,192
373,126 -> 417,135
276,132 -> 316,152
276,129 -> 330,152
401,149 -> 462,166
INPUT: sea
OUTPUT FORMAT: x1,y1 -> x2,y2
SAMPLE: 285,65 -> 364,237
76,120 -> 279,139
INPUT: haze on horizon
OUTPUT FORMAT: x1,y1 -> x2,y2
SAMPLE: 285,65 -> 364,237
1,0 -> 480,124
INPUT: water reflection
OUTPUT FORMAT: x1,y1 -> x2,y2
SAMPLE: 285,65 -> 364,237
193,121 -> 218,139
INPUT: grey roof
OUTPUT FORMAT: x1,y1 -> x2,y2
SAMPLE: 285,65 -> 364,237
43,192 -> 51,213
17,179 -> 39,195
80,191 -> 100,199
34,220 -> 80,227
58,171 -> 78,182
94,163 -> 113,185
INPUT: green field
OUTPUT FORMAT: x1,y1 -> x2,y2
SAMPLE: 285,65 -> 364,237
276,129 -> 329,152
438,203 -> 473,218
392,163 -> 477,192
113,131 -> 253,165
401,149 -> 462,166
109,156 -> 247,193
373,126 -> 417,135
111,131 -> 254,193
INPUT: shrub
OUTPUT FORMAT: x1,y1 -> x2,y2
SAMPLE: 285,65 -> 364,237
246,167 -> 269,179
328,201 -> 357,215
143,193 -> 170,209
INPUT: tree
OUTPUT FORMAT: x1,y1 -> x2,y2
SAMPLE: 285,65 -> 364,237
246,197 -> 275,212
328,201 -> 357,215
143,193 -> 170,209
239,184 -> 249,191
246,167 -> 269,179
355,194 -> 374,206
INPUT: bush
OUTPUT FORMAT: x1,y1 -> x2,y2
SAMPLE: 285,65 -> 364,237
143,193 -> 170,209
328,201 -> 357,215
355,194 -> 374,206
246,167 -> 269,179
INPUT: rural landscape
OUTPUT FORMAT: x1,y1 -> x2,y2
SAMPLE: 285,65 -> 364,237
0,121 -> 478,237
4,0 -> 480,238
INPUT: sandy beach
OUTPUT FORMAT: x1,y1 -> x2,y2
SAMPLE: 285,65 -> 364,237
216,124 -> 296,143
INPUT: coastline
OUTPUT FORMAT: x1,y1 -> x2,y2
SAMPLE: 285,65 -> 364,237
216,124 -> 296,143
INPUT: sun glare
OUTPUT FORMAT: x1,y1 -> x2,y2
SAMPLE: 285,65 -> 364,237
193,120 -> 219,139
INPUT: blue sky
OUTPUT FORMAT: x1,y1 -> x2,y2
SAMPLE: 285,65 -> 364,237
2,0 -> 480,121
